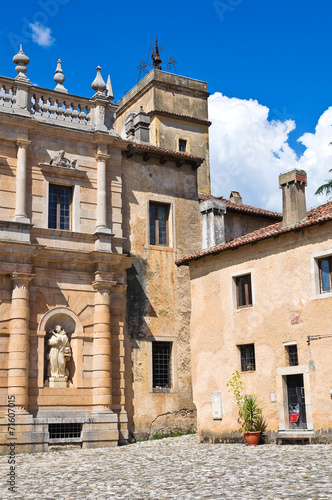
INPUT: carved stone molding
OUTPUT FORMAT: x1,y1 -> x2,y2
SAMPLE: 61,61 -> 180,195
95,148 -> 109,162
16,139 -> 31,149
10,272 -> 35,289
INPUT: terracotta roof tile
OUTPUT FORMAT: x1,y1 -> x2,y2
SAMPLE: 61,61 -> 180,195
176,201 -> 332,266
126,142 -> 204,167
198,193 -> 282,219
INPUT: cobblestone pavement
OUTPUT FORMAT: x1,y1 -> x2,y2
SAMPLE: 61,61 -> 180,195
1,435 -> 332,499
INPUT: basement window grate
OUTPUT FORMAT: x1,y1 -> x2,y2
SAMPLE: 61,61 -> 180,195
49,423 -> 82,440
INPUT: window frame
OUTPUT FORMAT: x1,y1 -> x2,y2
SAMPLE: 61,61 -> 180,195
148,201 -> 172,248
311,250 -> 332,300
235,273 -> 253,309
148,336 -> 177,393
238,343 -> 256,372
48,183 -> 73,231
178,138 -> 187,152
318,256 -> 332,293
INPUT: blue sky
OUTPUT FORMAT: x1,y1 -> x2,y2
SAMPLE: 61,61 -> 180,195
1,0 -> 332,210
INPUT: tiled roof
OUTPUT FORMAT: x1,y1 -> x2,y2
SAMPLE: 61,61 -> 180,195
148,110 -> 212,127
198,193 -> 282,219
176,200 -> 332,266
125,142 -> 204,168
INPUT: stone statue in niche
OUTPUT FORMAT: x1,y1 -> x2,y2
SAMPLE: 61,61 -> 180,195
47,325 -> 71,387
50,150 -> 77,168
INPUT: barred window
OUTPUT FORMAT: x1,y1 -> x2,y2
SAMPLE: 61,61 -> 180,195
287,345 -> 299,366
152,341 -> 172,389
48,184 -> 72,230
239,344 -> 256,372
149,202 -> 169,246
49,423 -> 82,440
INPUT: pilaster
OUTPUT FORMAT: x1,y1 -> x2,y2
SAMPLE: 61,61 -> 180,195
8,272 -> 34,411
14,140 -> 31,224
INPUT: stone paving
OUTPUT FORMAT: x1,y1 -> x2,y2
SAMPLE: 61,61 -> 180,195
0,434 -> 332,499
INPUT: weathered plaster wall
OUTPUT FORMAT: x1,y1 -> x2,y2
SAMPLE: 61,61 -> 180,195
224,212 -> 281,242
122,154 -> 200,438
115,69 -> 211,194
189,223 -> 332,442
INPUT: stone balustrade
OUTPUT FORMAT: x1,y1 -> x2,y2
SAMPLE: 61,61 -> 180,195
0,72 -> 115,132
0,77 -> 17,108
30,87 -> 91,126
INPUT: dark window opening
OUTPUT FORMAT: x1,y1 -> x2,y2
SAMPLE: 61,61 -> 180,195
48,184 -> 72,230
179,139 -> 187,152
287,345 -> 298,366
240,344 -> 255,372
152,341 -> 172,389
319,257 -> 332,293
236,274 -> 252,308
49,423 -> 82,440
149,202 -> 169,246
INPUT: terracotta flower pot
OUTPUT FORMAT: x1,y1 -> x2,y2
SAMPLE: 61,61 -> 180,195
243,431 -> 261,446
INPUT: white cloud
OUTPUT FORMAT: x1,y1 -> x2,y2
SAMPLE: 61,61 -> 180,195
29,23 -> 55,47
208,93 -> 332,211
298,107 -> 332,208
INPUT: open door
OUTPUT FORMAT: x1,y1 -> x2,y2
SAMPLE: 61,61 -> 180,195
287,374 -> 307,429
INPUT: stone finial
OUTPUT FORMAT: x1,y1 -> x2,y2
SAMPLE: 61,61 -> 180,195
91,66 -> 106,94
13,44 -> 30,81
106,75 -> 114,100
54,59 -> 68,93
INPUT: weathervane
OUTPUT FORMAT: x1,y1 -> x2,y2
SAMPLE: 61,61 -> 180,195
137,39 -> 178,82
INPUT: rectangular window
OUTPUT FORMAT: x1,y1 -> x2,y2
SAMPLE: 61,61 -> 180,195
287,345 -> 299,366
178,139 -> 187,152
319,257 -> 332,293
239,344 -> 255,372
236,274 -> 252,308
149,202 -> 169,246
48,184 -> 72,230
152,341 -> 172,389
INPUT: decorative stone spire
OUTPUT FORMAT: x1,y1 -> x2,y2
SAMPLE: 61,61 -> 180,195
106,75 -> 114,100
91,66 -> 106,94
54,59 -> 67,93
13,45 -> 30,81
152,38 -> 162,70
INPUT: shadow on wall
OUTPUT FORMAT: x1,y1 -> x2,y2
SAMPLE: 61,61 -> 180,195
126,258 -> 156,342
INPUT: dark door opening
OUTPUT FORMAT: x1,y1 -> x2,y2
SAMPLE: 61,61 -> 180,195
287,374 -> 307,429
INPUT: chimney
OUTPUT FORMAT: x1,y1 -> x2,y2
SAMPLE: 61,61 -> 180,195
200,199 -> 227,249
279,169 -> 307,226
133,106 -> 150,143
229,191 -> 242,204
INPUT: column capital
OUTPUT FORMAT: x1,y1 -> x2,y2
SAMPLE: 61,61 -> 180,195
95,148 -> 110,162
11,272 -> 35,286
92,271 -> 116,293
16,139 -> 31,149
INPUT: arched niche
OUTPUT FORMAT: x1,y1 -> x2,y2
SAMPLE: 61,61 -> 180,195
38,307 -> 83,388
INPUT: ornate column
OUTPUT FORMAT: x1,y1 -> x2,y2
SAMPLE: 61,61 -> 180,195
8,272 -> 34,411
15,140 -> 31,223
95,149 -> 110,233
92,272 -> 116,410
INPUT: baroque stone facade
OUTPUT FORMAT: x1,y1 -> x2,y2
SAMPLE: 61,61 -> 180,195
0,47 -> 206,453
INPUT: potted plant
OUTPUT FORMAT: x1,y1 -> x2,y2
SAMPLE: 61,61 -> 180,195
227,371 -> 265,446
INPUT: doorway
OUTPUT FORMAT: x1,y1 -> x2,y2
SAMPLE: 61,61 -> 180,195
287,374 -> 307,429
